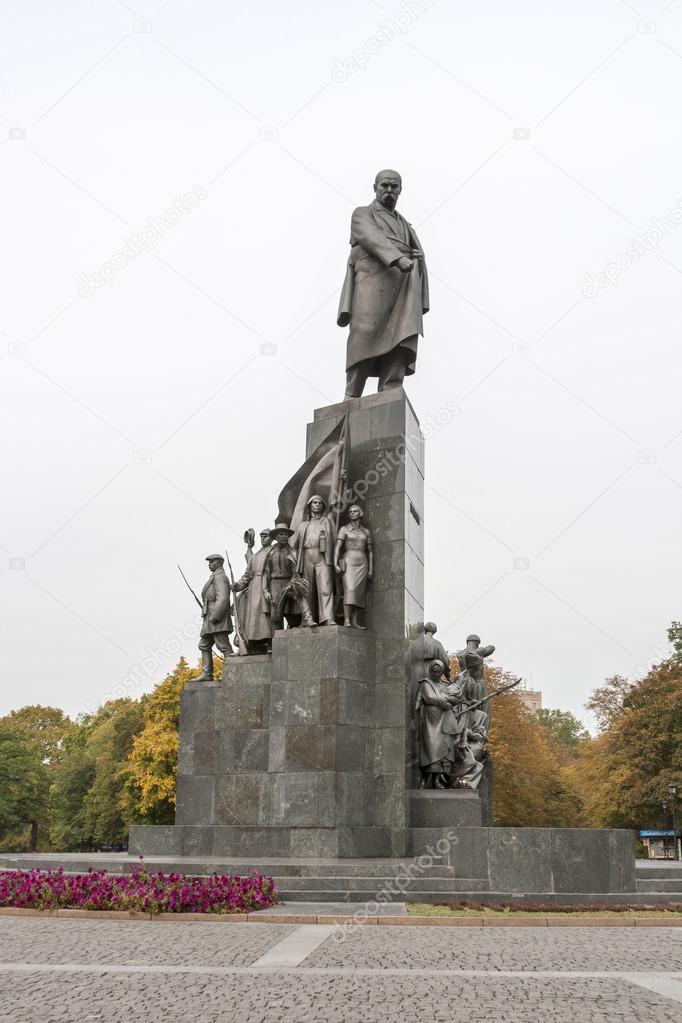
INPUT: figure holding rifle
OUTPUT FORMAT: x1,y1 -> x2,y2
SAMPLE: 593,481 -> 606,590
178,554 -> 234,682
415,657 -> 520,789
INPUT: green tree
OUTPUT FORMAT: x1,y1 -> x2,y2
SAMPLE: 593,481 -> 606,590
49,699 -> 144,850
0,725 -> 45,847
537,708 -> 590,757
1,705 -> 74,763
668,621 -> 682,663
0,706 -> 74,850
48,726 -> 96,851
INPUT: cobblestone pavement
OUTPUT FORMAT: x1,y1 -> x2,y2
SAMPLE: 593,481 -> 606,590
0,918 -> 294,967
1,918 -> 682,1022
309,923 -> 682,971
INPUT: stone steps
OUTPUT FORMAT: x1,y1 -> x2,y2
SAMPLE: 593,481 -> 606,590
0,854 -> 454,880
270,889 -> 682,905
637,866 -> 682,879
267,876 -> 490,894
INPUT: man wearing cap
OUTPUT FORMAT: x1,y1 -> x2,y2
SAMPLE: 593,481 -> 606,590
263,523 -> 314,630
337,169 -> 429,399
196,554 -> 233,681
234,529 -> 273,654
455,634 -> 495,702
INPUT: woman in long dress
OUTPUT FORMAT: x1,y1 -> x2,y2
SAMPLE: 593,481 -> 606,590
334,504 -> 373,629
415,660 -> 464,788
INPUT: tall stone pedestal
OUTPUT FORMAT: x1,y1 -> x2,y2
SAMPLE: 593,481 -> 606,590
131,389 -> 423,859
305,388 -> 425,636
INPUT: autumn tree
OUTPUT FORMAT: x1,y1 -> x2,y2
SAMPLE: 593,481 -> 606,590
576,655 -> 682,830
122,658 -> 199,826
475,665 -> 585,827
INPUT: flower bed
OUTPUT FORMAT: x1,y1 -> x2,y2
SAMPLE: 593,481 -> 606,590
0,865 -> 278,915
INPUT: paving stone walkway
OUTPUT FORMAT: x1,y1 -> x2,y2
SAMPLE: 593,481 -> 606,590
1,917 -> 682,1021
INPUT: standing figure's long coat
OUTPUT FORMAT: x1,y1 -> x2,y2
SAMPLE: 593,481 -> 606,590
236,545 -> 272,643
337,199 -> 429,377
200,567 -> 232,636
415,677 -> 464,770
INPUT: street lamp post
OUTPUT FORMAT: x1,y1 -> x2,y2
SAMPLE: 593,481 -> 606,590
668,783 -> 679,861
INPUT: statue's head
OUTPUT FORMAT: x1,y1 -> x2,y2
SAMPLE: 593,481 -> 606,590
464,651 -> 483,673
272,522 -> 294,544
428,659 -> 445,681
424,621 -> 437,635
205,554 -> 224,572
348,504 -> 363,522
466,633 -> 481,647
374,169 -> 402,210
260,528 -> 272,546
307,494 -> 326,516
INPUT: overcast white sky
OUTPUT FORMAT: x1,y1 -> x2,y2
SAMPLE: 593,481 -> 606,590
1,0 -> 681,725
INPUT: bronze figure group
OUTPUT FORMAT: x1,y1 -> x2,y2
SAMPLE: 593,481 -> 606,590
408,627 -> 502,791
191,503 -> 374,662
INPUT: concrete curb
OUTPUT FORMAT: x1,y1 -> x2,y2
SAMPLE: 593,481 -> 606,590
2,906 -> 682,926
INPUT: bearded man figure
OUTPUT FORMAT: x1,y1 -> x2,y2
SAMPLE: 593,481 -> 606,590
338,169 -> 429,399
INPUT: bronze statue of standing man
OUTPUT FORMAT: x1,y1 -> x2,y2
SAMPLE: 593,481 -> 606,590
234,528 -> 273,654
338,169 -> 429,399
292,495 -> 337,626
196,554 -> 233,681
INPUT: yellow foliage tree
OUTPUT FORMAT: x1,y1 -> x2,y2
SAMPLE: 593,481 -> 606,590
574,660 -> 682,829
122,657 -> 198,824
460,661 -> 585,828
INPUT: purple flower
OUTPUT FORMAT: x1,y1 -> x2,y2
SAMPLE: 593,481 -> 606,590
0,868 -> 278,915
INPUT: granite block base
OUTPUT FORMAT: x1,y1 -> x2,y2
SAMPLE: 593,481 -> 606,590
405,826 -> 637,894
128,824 -> 393,859
409,790 -> 483,828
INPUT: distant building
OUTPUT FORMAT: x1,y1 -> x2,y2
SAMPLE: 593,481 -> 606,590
517,686 -> 542,715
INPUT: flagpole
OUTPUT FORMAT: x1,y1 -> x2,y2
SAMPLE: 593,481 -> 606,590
334,412 -> 350,534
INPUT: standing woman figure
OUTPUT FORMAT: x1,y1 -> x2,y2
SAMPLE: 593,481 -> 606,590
334,504 -> 373,628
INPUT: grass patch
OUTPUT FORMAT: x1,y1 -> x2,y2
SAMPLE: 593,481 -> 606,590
407,901 -> 682,917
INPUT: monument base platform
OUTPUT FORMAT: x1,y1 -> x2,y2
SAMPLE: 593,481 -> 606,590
125,825 -> 637,898
128,824 -> 397,859
2,829 -> 640,904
